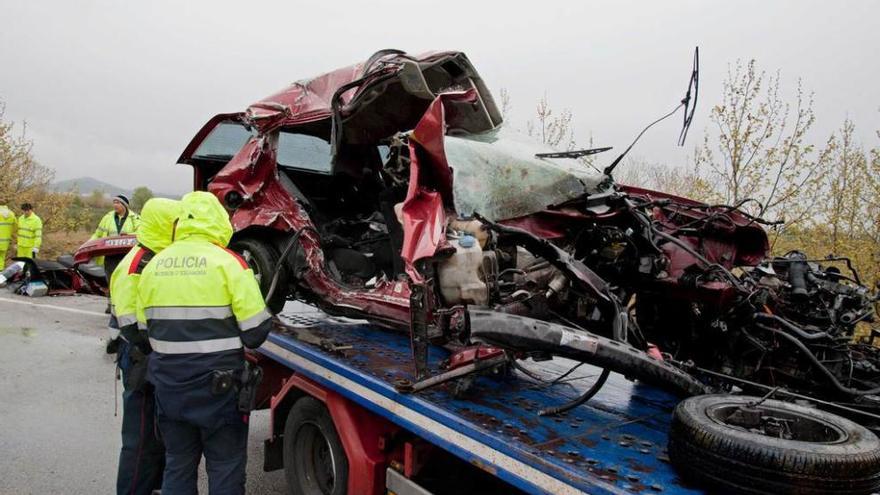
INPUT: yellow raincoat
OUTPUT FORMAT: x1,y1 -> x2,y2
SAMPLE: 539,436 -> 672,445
16,212 -> 42,259
0,205 -> 15,264
91,209 -> 140,265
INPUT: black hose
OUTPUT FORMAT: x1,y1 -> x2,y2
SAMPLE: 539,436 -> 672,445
537,302 -> 626,416
265,227 -> 317,304
754,322 -> 880,396
753,313 -> 832,341
539,369 -> 611,416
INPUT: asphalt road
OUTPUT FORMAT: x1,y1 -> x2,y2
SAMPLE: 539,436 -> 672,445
0,293 -> 287,495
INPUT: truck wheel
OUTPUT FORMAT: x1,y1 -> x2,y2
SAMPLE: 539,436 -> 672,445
229,238 -> 286,314
668,394 -> 880,494
283,397 -> 348,495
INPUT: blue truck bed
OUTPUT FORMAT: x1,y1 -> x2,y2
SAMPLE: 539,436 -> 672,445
257,308 -> 704,495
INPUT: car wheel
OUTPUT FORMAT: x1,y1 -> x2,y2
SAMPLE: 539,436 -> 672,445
668,394 -> 880,494
229,238 -> 286,314
283,397 -> 348,495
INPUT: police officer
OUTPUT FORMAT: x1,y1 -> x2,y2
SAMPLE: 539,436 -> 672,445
109,197 -> 180,495
99,194 -> 141,331
137,191 -> 272,494
16,203 -> 41,259
0,200 -> 14,265
91,194 -> 140,266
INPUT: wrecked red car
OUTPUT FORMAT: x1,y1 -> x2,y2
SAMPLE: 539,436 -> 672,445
175,50 -> 879,423
7,235 -> 136,296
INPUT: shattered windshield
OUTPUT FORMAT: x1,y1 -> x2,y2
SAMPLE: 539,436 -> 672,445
444,126 -> 607,220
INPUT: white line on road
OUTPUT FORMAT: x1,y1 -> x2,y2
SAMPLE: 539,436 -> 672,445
0,296 -> 107,317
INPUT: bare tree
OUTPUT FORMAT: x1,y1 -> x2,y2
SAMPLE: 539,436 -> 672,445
527,94 -> 576,149
0,102 -> 54,201
695,60 -> 832,236
498,87 -> 512,119
616,158 -> 714,201
823,119 -> 866,247
0,100 -> 83,235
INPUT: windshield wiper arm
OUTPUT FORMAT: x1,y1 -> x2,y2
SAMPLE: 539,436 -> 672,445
535,147 -> 612,159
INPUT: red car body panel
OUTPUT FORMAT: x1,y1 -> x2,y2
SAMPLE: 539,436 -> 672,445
73,235 -> 138,265
399,91 -> 480,281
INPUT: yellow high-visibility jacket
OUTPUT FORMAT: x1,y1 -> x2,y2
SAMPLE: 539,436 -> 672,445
91,210 -> 139,240
137,192 -> 271,391
91,210 -> 140,266
16,213 -> 42,258
0,205 -> 15,261
109,198 -> 180,343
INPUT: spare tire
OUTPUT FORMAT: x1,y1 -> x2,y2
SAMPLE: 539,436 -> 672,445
668,394 -> 880,494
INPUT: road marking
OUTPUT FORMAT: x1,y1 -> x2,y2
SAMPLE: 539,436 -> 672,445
0,296 -> 106,317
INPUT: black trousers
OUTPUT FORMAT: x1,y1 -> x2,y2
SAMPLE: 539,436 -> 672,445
105,254 -> 123,289
117,342 -> 165,494
155,388 -> 249,495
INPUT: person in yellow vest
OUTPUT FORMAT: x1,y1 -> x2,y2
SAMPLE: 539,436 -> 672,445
93,194 -> 140,318
16,203 -> 42,259
0,201 -> 15,265
91,194 -> 140,266
109,197 -> 180,495
137,191 -> 271,494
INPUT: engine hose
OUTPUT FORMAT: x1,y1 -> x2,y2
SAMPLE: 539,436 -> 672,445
537,303 -> 624,416
538,368 -> 611,416
753,322 -> 880,396
265,227 -> 317,304
469,308 -> 711,398
753,313 -> 832,341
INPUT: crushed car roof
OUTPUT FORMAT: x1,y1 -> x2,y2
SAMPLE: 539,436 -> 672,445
245,50 -> 463,128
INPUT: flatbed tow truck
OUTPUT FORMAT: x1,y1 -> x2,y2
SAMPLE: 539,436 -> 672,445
250,303 -> 702,495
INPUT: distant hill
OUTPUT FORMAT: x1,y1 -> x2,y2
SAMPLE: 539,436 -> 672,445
51,177 -> 130,197
51,177 -> 177,199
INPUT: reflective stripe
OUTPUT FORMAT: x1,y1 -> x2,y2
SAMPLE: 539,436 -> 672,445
145,306 -> 233,320
149,336 -> 242,354
148,318 -> 238,343
117,313 -> 138,327
239,309 -> 271,331
138,322 -> 147,331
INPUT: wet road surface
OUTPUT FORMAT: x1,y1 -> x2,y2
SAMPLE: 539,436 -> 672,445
0,293 -> 286,494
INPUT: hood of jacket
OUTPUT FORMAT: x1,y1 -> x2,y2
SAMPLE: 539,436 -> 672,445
137,198 -> 181,252
175,191 -> 233,247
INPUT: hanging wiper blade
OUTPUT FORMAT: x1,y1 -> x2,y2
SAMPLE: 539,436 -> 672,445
603,46 -> 700,177
535,147 -> 612,159
678,47 -> 699,146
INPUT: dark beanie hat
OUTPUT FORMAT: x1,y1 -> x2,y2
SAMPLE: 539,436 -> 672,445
113,194 -> 130,208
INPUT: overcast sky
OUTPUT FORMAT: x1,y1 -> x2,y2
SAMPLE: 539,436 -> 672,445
1,0 -> 877,195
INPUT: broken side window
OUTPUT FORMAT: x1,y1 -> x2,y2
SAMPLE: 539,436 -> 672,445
277,132 -> 332,174
192,122 -> 252,161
